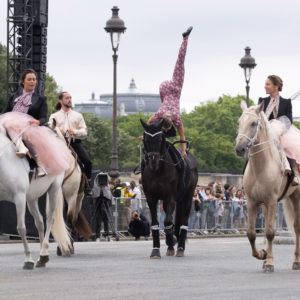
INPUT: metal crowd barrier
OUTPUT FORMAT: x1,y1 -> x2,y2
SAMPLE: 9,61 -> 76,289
88,197 -> 288,238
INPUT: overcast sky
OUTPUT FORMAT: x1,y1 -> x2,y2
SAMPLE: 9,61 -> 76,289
1,0 -> 300,115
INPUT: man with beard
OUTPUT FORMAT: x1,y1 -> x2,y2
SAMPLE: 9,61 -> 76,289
49,92 -> 92,193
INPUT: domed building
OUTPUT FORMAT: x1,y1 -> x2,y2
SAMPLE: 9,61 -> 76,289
74,79 -> 161,119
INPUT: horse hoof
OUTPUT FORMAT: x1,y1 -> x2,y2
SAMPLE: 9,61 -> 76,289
263,264 -> 274,273
150,249 -> 161,259
292,262 -> 300,270
262,260 -> 266,269
23,262 -> 34,270
176,248 -> 184,257
57,246 -> 62,256
166,248 -> 175,256
36,255 -> 49,268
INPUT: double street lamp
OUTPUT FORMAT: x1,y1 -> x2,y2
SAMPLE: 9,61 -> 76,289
239,46 -> 256,107
105,6 -> 126,179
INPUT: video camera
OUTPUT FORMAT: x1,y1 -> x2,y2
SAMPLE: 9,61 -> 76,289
97,172 -> 109,186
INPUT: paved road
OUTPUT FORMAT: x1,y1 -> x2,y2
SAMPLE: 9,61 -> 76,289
0,237 -> 299,300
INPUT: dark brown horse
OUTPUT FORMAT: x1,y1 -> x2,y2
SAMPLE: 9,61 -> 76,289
140,119 -> 198,258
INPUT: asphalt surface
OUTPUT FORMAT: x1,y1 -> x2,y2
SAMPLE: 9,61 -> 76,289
0,237 -> 300,300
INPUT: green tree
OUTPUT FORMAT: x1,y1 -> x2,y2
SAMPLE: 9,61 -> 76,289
0,43 -> 7,112
45,73 -> 61,118
82,113 -> 139,167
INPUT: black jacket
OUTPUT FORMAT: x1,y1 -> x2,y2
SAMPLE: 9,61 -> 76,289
3,91 -> 48,125
258,96 -> 292,124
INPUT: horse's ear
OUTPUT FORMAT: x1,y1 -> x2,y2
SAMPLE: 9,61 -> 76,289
256,101 -> 264,113
240,100 -> 247,111
140,119 -> 148,130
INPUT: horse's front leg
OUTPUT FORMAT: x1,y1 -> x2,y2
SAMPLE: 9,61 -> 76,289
163,199 -> 176,256
15,195 -> 34,270
262,202 -> 277,272
148,198 -> 160,259
247,202 -> 267,262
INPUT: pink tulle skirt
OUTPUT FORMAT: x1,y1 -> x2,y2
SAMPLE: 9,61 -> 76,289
270,117 -> 300,164
0,112 -> 70,175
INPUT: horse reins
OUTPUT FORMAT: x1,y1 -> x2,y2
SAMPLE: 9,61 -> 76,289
237,111 -> 270,158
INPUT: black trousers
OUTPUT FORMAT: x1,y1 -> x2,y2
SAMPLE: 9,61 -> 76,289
94,200 -> 109,238
71,140 -> 92,180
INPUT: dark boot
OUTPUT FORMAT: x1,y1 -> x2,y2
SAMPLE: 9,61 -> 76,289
182,26 -> 193,38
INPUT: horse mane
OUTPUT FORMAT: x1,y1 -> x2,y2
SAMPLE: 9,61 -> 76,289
259,110 -> 280,157
248,105 -> 281,161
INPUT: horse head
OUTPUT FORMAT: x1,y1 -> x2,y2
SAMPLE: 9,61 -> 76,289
46,119 -> 66,142
235,100 -> 264,158
140,119 -> 165,172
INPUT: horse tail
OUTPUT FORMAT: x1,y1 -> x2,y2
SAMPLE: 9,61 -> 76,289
73,210 -> 93,238
283,198 -> 295,236
51,188 -> 72,254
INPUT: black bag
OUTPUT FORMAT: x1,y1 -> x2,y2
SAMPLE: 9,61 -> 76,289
194,200 -> 201,212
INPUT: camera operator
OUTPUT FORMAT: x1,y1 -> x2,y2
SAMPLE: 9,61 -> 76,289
92,172 -> 112,242
128,210 -> 150,241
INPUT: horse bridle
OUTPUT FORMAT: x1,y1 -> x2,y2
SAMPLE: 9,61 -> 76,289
143,130 -> 185,167
237,111 -> 270,157
143,131 -> 165,161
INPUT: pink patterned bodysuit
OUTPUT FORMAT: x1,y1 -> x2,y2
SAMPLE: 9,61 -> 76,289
153,36 -> 189,128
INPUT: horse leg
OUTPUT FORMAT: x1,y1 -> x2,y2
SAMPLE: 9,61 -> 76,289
148,198 -> 160,259
263,202 -> 277,273
247,201 -> 267,263
15,195 -> 35,270
176,194 -> 192,257
27,199 -> 45,249
163,200 -> 176,256
288,192 -> 300,270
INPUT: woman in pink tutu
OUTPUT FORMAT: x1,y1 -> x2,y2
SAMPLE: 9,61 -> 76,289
258,75 -> 300,185
1,69 -> 69,176
147,26 -> 193,157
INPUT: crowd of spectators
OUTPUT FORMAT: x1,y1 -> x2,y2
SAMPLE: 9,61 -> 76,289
93,177 -> 287,240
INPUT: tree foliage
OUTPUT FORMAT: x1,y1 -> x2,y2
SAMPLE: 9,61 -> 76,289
45,73 -> 61,118
82,113 -> 139,167
0,43 -> 7,112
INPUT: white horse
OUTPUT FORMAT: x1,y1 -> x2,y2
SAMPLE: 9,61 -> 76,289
0,124 -> 72,269
235,101 -> 300,272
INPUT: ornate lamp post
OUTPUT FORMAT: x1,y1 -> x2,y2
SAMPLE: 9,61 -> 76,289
105,6 -> 126,179
239,46 -> 257,107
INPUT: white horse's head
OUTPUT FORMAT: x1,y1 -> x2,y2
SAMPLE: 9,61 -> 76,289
235,100 -> 264,158
46,119 -> 66,143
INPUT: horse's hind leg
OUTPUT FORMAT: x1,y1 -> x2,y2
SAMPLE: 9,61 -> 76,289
15,194 -> 34,270
36,187 -> 59,267
27,199 -> 45,248
175,195 -> 192,257
148,198 -> 160,259
247,201 -> 267,264
163,200 -> 176,256
288,191 -> 300,270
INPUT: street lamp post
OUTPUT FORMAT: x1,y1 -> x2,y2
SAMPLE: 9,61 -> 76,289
239,46 -> 257,107
105,6 -> 126,179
